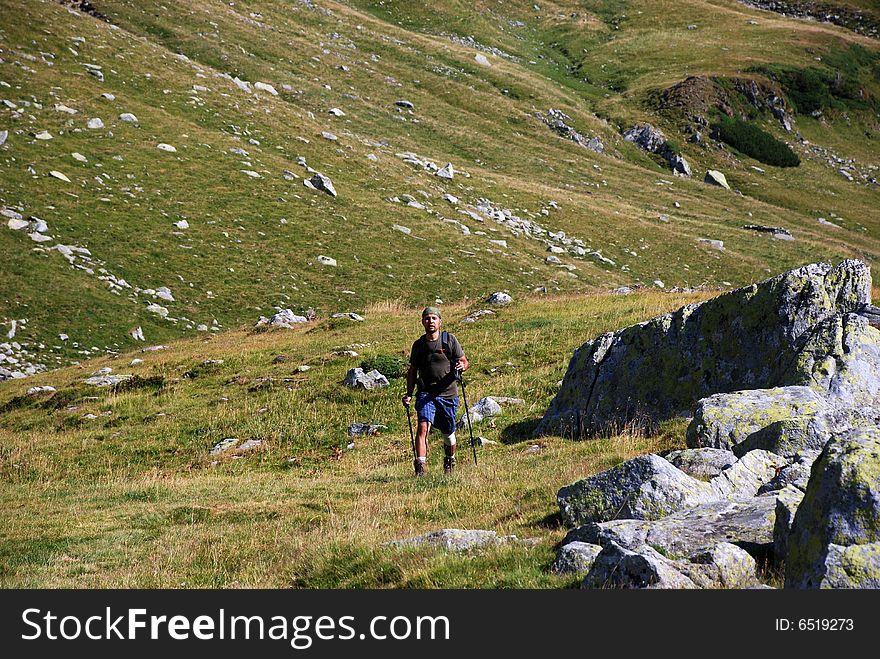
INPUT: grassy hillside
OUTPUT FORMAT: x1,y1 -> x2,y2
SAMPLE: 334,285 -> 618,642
1,0 -> 879,587
1,0 -> 878,374
0,289 -> 715,587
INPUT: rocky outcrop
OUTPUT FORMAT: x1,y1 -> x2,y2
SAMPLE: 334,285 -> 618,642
537,260 -> 876,438
665,448 -> 737,480
784,426 -> 880,588
558,449 -> 782,526
546,260 -> 880,587
565,494 -> 780,561
582,539 -> 759,589
538,109 -> 604,154
623,122 -> 692,176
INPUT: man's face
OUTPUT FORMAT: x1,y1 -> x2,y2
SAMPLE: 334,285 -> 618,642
422,313 -> 441,333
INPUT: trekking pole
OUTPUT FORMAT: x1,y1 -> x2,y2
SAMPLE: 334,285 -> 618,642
457,370 -> 478,466
405,402 -> 417,466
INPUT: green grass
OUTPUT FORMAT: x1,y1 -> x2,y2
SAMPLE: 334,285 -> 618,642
0,0 -> 879,374
0,289 -> 706,588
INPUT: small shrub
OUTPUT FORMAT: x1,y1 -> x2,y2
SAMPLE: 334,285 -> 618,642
111,375 -> 167,394
360,354 -> 408,379
713,116 -> 800,167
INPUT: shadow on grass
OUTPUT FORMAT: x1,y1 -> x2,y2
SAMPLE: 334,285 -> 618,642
499,417 -> 542,445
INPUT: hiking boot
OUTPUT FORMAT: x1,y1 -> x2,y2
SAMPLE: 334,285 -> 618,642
414,460 -> 427,477
443,455 -> 456,475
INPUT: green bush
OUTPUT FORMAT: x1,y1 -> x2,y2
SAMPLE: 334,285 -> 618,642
713,116 -> 800,168
360,354 -> 408,379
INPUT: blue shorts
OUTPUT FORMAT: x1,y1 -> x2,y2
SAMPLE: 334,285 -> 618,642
415,392 -> 459,435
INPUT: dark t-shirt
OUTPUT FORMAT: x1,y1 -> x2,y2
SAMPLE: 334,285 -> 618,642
409,333 -> 464,398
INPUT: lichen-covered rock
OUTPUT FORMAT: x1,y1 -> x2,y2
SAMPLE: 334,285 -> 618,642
568,495 -> 779,561
758,454 -> 816,494
818,543 -> 880,588
707,449 -> 786,499
678,542 -> 759,589
665,448 -> 737,480
686,387 -> 831,458
557,454 -> 714,526
551,541 -> 603,575
558,450 -> 781,527
785,426 -> 880,588
583,542 -> 698,589
537,260 -> 874,438
773,485 -> 805,570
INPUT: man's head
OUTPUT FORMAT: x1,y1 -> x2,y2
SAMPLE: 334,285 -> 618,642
421,306 -> 442,333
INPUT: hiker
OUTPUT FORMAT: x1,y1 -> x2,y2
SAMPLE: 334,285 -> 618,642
402,306 -> 469,476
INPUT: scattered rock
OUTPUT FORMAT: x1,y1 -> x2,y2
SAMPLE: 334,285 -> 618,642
458,396 -> 503,429
462,309 -> 495,323
157,143 -> 177,152
347,422 -> 387,437
210,438 -> 239,455
704,169 -> 730,190
436,163 -> 454,179
487,292 -> 512,305
119,113 -> 138,123
307,173 -> 337,197
317,255 -> 337,266
254,81 -> 278,95
342,367 -> 389,390
474,53 -> 491,67
86,117 -> 104,129
48,171 -> 71,182
255,309 -> 309,328
26,385 -> 56,396
388,529 -> 517,551
84,374 -> 132,387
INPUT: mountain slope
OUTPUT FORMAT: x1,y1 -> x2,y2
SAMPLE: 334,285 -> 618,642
1,0 -> 878,376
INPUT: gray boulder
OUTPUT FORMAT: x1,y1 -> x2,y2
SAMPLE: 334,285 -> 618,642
487,292 -> 512,305
537,260 -> 875,437
343,367 -> 389,390
583,542 -> 698,589
458,396 -> 502,428
686,386 -> 832,459
567,495 -> 780,561
707,449 -> 785,499
704,169 -> 731,189
557,454 -> 714,526
670,153 -> 692,176
307,172 -> 337,197
785,426 -> 880,588
558,450 -> 781,527
84,374 -> 132,387
677,542 -> 759,589
665,448 -> 737,480
551,541 -> 603,575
